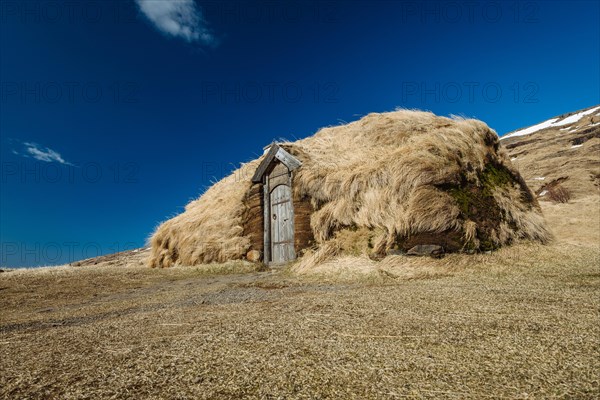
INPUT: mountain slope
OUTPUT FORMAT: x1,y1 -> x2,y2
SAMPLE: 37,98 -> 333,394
501,105 -> 600,199
501,105 -> 600,247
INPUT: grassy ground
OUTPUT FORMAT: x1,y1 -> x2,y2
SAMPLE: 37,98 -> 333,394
1,198 -> 599,399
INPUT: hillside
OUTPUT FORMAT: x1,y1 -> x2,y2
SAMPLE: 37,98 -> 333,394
501,105 -> 600,247
501,105 -> 600,199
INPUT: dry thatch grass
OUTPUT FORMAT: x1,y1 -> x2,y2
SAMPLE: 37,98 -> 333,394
148,162 -> 259,267
289,193 -> 599,279
150,110 -> 551,268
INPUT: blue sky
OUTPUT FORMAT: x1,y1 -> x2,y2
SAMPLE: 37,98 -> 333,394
1,0 -> 599,267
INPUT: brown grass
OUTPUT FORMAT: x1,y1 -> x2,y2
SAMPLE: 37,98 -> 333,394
502,107 -> 600,200
289,191 -> 599,278
539,195 -> 600,248
149,110 -> 551,268
547,183 -> 572,203
1,238 -> 598,399
1,175 -> 598,399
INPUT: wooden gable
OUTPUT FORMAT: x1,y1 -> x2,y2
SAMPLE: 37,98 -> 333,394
251,144 -> 302,184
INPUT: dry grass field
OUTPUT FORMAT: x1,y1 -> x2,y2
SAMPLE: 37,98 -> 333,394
1,110 -> 599,399
1,197 -> 598,399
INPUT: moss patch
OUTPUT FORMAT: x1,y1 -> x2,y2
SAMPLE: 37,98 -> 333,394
438,162 -> 522,252
481,163 -> 513,193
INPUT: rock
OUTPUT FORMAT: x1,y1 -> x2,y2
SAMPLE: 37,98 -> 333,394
246,250 -> 261,262
386,249 -> 405,256
406,244 -> 444,258
368,251 -> 385,261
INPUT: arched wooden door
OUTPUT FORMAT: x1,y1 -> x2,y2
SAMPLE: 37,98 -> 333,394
270,184 -> 295,264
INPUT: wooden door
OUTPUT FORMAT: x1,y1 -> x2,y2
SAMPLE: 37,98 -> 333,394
269,184 -> 295,264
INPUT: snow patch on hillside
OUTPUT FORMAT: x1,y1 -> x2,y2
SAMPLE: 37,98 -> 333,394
502,118 -> 558,140
552,106 -> 600,127
502,106 -> 600,140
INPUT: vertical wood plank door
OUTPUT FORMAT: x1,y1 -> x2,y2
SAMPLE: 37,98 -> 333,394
270,184 -> 295,264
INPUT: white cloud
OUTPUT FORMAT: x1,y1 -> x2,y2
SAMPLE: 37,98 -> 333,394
135,0 -> 217,45
13,141 -> 74,166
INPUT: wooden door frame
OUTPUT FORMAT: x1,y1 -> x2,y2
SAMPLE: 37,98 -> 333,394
263,174 -> 271,264
252,144 -> 302,265
262,165 -> 295,265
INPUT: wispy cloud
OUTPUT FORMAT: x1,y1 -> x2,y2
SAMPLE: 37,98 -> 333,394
12,141 -> 74,166
134,0 -> 217,45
